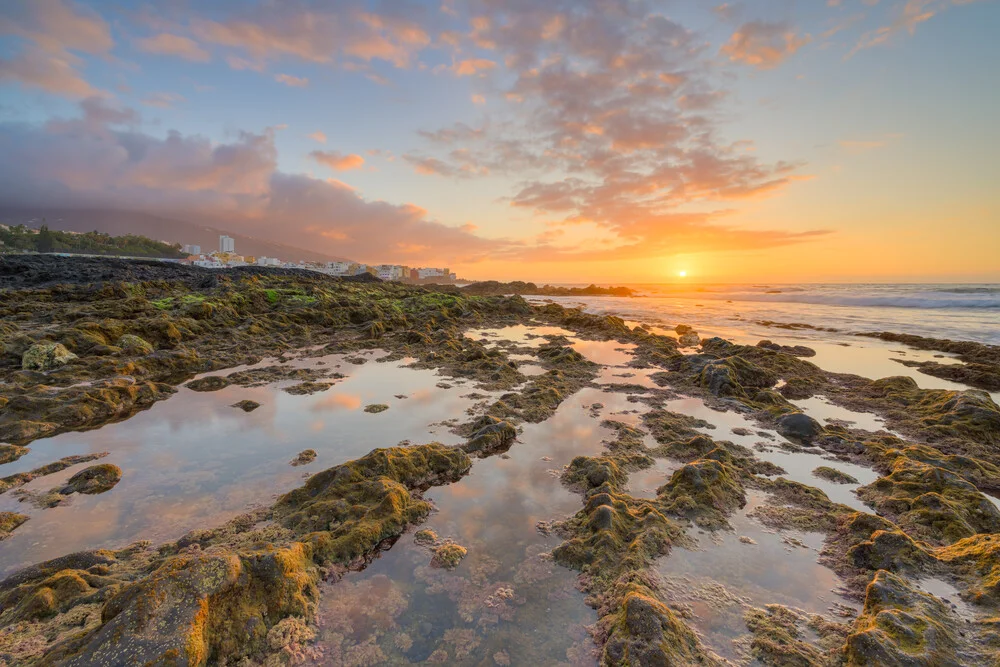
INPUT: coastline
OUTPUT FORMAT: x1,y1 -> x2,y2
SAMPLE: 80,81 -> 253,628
1,255 -> 999,665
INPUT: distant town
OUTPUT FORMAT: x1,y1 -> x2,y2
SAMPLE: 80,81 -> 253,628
184,235 -> 458,283
0,222 -> 460,284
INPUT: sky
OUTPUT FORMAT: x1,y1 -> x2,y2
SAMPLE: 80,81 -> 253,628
0,0 -> 997,283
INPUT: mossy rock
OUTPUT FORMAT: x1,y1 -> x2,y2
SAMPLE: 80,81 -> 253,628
186,375 -> 230,392
936,534 -> 1000,604
0,511 -> 28,538
814,466 -> 859,484
657,458 -> 746,529
364,403 -> 389,414
231,400 -> 260,412
0,444 -> 29,465
562,456 -> 628,492
290,450 -> 317,466
463,418 -> 516,456
22,342 -> 78,371
414,529 -> 438,545
275,443 -> 471,565
48,546 -> 317,666
431,543 -> 467,569
115,334 -> 154,355
602,585 -> 717,666
60,464 -> 122,495
845,570 -> 959,666
856,457 -> 1000,545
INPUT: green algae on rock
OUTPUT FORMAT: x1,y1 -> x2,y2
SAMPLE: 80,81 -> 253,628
21,342 -> 77,371
290,449 -> 317,466
231,399 -> 261,412
114,333 -> 154,355
363,403 -> 389,413
0,511 -> 28,539
60,463 -> 122,495
0,443 -> 473,665
185,375 -> 230,392
814,466 -> 860,484
276,443 -> 472,566
431,542 -> 468,569
0,452 -> 109,495
856,457 -> 1000,545
845,569 -> 961,666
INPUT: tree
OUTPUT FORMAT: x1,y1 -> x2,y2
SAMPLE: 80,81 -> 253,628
37,225 -> 54,253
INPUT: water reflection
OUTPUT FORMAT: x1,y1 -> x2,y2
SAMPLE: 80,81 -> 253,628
0,353 -> 502,575
657,492 -> 859,663
308,386 -> 634,666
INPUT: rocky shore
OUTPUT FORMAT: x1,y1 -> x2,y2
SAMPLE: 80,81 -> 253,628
1,255 -> 998,665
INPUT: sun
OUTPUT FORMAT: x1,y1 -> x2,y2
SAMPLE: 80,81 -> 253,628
678,270 -> 687,278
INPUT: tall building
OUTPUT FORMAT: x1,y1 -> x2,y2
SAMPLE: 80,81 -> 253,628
182,244 -> 201,255
219,235 -> 235,253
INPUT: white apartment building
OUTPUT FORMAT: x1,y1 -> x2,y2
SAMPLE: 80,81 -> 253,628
257,257 -> 281,267
325,261 -> 357,275
375,264 -> 407,281
416,267 -> 449,279
182,244 -> 201,255
219,235 -> 235,253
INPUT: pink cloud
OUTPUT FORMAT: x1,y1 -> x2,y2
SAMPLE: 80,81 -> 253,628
135,33 -> 210,62
274,73 -> 309,87
721,22 -> 812,69
0,99 -> 501,265
310,150 -> 365,171
0,0 -> 113,97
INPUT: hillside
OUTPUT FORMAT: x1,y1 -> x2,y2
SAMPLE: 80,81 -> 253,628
0,208 -> 349,264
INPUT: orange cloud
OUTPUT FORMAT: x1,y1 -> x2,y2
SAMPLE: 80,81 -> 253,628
135,33 -> 210,62
310,150 -> 365,171
453,58 -> 496,76
721,22 -> 812,69
309,131 -> 327,143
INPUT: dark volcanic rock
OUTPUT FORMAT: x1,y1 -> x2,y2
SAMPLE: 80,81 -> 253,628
776,412 -> 823,442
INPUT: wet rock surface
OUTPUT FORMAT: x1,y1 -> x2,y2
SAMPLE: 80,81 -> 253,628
1,256 -> 999,665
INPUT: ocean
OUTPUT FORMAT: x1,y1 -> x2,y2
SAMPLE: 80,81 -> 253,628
528,283 -> 1000,346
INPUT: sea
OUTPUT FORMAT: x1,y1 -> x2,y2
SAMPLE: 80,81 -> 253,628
527,283 -> 1000,346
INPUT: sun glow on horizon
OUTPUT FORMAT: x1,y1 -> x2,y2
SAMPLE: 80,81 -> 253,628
678,270 -> 687,278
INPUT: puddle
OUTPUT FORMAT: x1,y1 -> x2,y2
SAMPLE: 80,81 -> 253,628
656,491 -> 859,662
0,353 -> 501,575
790,396 -> 888,433
661,396 -> 880,512
306,384 -> 635,666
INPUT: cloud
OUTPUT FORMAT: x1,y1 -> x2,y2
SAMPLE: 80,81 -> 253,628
274,73 -> 309,87
451,58 -> 496,76
135,33 -> 210,62
0,46 -> 99,98
189,2 -> 432,69
141,92 -> 185,108
0,0 -> 113,97
846,0 -> 983,57
721,22 -> 812,69
310,150 -> 365,171
0,99 -> 500,264
405,2 -> 823,260
308,131 -> 327,143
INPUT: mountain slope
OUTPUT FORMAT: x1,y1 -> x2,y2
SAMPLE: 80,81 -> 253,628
0,207 -> 349,263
